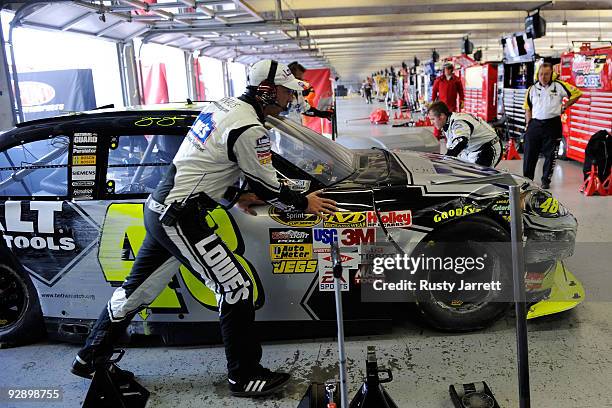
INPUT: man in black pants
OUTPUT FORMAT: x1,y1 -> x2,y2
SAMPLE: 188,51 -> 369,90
71,59 -> 338,397
522,63 -> 582,189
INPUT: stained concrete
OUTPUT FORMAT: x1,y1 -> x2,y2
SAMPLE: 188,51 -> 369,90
1,97 -> 611,408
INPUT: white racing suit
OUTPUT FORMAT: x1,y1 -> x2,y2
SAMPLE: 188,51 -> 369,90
443,112 -> 503,167
79,94 -> 307,381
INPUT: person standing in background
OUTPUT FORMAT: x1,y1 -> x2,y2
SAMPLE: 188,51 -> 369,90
431,62 -> 465,139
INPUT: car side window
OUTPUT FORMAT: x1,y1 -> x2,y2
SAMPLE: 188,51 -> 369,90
105,134 -> 184,196
0,136 -> 69,198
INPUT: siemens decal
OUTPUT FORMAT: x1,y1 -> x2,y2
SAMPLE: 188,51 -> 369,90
0,201 -> 75,251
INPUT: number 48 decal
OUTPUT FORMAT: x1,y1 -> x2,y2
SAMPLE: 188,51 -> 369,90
539,197 -> 559,214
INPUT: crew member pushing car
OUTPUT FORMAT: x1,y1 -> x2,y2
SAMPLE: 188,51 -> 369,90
428,101 -> 503,167
71,59 -> 338,397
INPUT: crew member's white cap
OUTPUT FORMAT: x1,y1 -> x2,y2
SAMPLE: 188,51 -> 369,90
247,60 -> 304,91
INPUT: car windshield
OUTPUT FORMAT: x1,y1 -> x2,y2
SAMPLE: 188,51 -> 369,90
265,116 -> 356,186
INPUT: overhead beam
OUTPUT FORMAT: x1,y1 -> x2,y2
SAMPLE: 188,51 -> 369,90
260,2 -> 612,19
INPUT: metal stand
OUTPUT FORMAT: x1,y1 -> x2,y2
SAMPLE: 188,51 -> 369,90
349,346 -> 398,408
331,242 -> 349,408
509,185 -> 531,408
83,350 -> 149,408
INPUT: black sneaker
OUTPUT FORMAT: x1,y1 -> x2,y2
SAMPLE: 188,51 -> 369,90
541,182 -> 550,189
71,355 -> 134,381
228,367 -> 290,397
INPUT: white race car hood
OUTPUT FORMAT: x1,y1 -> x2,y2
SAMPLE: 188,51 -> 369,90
390,150 -> 529,196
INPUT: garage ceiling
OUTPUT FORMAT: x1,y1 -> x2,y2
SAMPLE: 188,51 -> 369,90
2,0 -> 611,80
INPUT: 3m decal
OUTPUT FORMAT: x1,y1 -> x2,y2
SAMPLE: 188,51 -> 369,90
433,205 -> 481,222
269,228 -> 311,244
98,204 -> 263,318
272,260 -> 318,274
340,228 -> 375,246
270,244 -> 313,260
0,201 -> 99,285
366,210 -> 412,228
188,112 -> 216,144
313,228 -> 375,253
268,207 -> 322,227
323,212 -> 366,228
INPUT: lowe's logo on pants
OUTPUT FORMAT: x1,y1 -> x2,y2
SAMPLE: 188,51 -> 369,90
195,233 -> 250,304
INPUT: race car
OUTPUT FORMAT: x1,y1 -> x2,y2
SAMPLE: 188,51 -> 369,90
0,103 -> 584,347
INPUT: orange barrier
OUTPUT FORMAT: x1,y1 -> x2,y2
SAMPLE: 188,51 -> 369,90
579,164 -> 607,196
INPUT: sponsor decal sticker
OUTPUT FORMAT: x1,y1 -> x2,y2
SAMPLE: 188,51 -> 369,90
366,210 -> 412,228
273,260 -> 317,274
313,228 -> 375,253
270,244 -> 313,260
268,207 -> 322,227
433,205 -> 481,222
317,251 -> 359,292
72,155 -> 96,166
269,228 -> 311,244
72,166 -> 97,181
0,201 -> 99,285
189,112 -> 216,144
323,211 -> 367,228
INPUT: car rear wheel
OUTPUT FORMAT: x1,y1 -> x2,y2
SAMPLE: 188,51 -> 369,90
413,216 -> 512,332
0,265 -> 45,347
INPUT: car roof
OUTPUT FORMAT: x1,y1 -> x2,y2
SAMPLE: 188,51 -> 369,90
0,102 -> 208,150
13,101 -> 208,128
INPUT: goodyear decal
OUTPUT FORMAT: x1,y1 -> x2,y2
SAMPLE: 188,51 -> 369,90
434,205 -> 481,222
323,212 -> 367,228
268,206 -> 322,227
272,260 -> 318,274
270,244 -> 313,260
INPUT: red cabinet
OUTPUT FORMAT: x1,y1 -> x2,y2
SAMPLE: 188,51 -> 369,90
560,45 -> 612,163
462,63 -> 499,122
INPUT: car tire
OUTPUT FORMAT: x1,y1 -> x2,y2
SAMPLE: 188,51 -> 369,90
413,216 -> 512,332
0,264 -> 45,347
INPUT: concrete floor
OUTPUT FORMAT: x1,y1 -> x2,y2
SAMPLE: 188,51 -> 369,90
2,97 -> 612,408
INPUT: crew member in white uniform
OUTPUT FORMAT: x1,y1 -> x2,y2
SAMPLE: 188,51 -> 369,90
428,101 -> 503,167
523,62 -> 582,189
284,61 -> 333,124
72,59 -> 338,398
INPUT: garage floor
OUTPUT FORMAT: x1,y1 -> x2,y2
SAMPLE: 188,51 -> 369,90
2,97 -> 612,408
